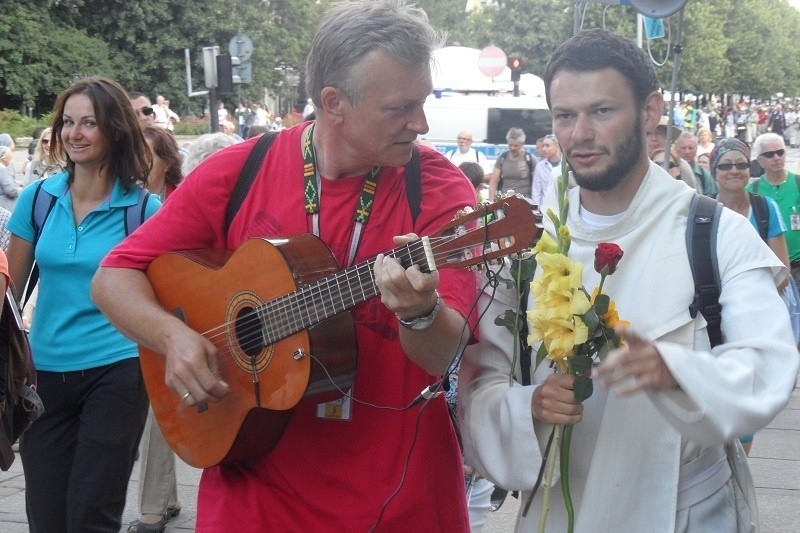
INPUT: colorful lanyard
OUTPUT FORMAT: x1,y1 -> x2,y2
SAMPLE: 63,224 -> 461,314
302,123 -> 380,267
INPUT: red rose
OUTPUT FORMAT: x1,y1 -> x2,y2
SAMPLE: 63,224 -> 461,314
594,242 -> 624,275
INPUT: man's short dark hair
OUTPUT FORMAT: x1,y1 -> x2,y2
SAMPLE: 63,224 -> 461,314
543,28 -> 659,110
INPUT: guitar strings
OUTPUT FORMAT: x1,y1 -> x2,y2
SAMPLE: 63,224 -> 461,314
197,230 -> 514,355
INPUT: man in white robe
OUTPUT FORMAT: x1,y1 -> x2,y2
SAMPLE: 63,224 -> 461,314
459,28 -> 798,532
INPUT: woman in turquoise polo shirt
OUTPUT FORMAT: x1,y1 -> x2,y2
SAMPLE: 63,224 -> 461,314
5,76 -> 161,532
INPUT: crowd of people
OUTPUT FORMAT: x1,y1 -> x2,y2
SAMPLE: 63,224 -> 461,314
0,1 -> 797,532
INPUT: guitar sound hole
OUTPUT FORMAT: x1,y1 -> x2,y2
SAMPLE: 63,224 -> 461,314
234,307 -> 262,357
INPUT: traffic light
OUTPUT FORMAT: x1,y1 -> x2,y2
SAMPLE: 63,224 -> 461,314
216,54 -> 234,94
216,54 -> 241,95
509,57 -> 523,82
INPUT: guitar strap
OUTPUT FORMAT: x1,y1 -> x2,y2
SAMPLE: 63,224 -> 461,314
223,132 -> 279,236
223,129 -> 422,238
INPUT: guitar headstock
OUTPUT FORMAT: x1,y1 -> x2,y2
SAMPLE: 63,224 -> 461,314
429,194 -> 542,271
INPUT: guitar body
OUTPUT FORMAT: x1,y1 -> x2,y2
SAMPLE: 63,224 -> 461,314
140,235 -> 358,468
139,195 -> 540,468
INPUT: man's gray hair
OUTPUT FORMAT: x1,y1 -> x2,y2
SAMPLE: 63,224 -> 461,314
305,0 -> 443,108
506,127 -> 526,144
182,132 -> 238,175
752,132 -> 785,157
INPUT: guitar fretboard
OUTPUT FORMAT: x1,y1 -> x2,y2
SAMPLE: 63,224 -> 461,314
256,237 -> 433,346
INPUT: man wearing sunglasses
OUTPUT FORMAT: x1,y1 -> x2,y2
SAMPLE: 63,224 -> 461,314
128,91 -> 156,125
748,133 -> 800,281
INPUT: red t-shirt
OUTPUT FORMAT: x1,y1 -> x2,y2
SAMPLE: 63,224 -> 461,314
103,124 -> 478,531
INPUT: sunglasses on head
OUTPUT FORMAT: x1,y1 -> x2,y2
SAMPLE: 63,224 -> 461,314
760,149 -> 785,159
656,161 -> 679,169
716,162 -> 750,171
140,107 -> 155,116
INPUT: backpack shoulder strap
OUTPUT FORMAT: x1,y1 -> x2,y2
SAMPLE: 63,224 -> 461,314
124,187 -> 152,236
224,132 -> 279,236
404,145 -> 422,227
748,192 -> 769,241
686,194 -> 724,348
525,152 -> 535,177
31,180 -> 56,245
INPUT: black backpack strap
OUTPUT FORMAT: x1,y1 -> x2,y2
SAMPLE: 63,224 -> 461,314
686,194 -> 724,348
124,187 -> 152,236
525,152 -> 535,179
224,132 -> 279,236
31,180 -> 56,244
748,193 -> 769,242
496,152 -> 507,191
25,181 -> 58,307
404,145 -> 421,227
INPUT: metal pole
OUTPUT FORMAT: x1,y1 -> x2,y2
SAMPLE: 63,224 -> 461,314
574,2 -> 581,35
637,14 -> 643,48
209,88 -> 219,133
662,8 -> 685,171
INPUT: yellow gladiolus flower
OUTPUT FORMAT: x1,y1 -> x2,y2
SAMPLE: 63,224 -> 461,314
533,232 -> 559,255
535,253 -> 583,290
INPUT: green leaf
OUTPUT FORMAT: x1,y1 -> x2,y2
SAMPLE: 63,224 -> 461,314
494,309 -> 520,333
581,309 -> 600,335
573,375 -> 594,403
571,354 -> 593,374
513,257 -> 538,282
534,343 -> 548,371
593,293 -> 610,316
597,340 -> 614,361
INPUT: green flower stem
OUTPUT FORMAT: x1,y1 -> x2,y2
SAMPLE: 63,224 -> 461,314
560,424 -> 575,533
509,261 -> 524,386
596,272 -> 607,297
539,423 -> 563,533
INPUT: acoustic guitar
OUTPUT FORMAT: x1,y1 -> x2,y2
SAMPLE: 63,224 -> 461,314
139,195 -> 540,468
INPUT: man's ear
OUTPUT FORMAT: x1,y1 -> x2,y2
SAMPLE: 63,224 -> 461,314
320,87 -> 348,124
643,90 -> 665,133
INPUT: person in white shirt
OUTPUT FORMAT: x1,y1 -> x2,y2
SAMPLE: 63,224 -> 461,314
530,134 -> 561,206
460,28 -> 797,533
446,130 -> 486,167
152,95 -> 170,129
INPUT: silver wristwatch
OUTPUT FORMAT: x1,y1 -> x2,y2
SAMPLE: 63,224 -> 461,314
397,291 -> 442,331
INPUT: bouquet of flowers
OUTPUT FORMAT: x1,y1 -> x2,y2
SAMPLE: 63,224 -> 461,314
502,163 -> 627,533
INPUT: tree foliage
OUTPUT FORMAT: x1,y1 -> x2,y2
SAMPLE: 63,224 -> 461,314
422,0 -> 800,102
1,0 -> 799,118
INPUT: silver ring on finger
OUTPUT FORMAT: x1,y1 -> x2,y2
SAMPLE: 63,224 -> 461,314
181,391 -> 193,403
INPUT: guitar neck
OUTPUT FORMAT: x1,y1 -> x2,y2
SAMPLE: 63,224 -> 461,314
257,238 -> 433,345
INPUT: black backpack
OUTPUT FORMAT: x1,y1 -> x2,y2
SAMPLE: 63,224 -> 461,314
496,150 -> 535,194
224,132 -> 423,235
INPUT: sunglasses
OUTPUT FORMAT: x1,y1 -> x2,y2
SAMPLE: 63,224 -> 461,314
716,162 -> 750,171
760,149 -> 785,159
140,107 -> 155,116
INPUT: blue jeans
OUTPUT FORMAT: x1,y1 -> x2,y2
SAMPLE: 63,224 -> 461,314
20,358 -> 149,533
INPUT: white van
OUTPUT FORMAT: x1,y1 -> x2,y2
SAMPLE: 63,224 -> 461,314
423,92 -> 552,146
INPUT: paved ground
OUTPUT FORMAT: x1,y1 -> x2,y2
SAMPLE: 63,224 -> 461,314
0,146 -> 798,531
0,376 -> 796,532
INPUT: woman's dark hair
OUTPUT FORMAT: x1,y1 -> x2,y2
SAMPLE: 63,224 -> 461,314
50,75 -> 151,189
142,125 -> 184,188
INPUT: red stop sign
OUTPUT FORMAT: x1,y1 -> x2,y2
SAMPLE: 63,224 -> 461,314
478,46 -> 507,78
